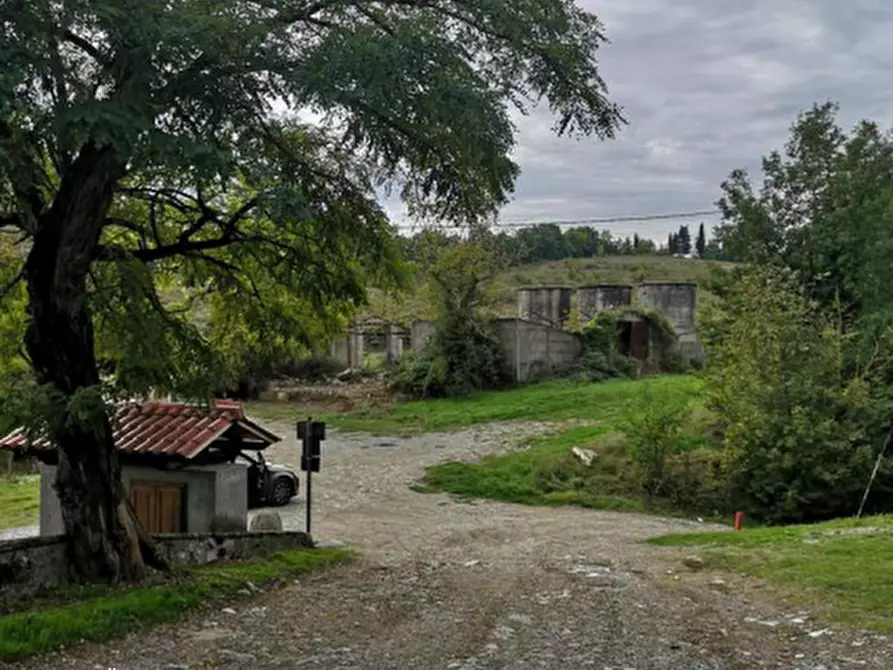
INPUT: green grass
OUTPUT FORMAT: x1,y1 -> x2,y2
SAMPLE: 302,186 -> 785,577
421,375 -> 710,514
0,547 -> 352,661
651,516 -> 893,631
0,475 -> 40,530
261,374 -> 702,436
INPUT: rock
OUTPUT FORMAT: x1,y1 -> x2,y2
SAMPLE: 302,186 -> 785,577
314,538 -> 346,549
249,511 -> 283,532
245,580 -> 259,593
219,649 -> 258,664
682,555 -> 706,570
571,447 -> 597,466
222,607 -> 237,615
163,664 -> 189,670
708,578 -> 729,593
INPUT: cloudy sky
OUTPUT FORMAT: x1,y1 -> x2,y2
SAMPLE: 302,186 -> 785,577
390,0 -> 893,242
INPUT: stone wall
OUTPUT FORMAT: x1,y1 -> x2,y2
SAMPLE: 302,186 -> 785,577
0,530 -> 313,605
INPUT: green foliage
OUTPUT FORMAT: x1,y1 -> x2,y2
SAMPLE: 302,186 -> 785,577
650,516 -> 893,632
622,386 -> 692,495
420,375 -> 711,516
392,235 -> 509,398
716,102 -> 893,328
573,307 -> 680,379
0,548 -> 351,660
701,266 -> 893,523
0,0 -> 622,427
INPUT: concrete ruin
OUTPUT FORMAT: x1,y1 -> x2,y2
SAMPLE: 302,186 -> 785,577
637,281 -> 702,361
578,284 -> 633,321
324,279 -> 701,383
492,318 -> 583,383
517,285 -> 573,329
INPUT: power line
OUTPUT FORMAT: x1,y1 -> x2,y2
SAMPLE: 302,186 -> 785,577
392,209 -> 722,230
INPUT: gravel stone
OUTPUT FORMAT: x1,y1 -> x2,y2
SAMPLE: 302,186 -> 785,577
16,421 -> 893,669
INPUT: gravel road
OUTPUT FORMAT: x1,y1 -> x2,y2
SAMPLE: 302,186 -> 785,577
19,422 -> 892,670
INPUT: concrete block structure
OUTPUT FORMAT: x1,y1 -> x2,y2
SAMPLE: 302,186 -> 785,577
578,284 -> 633,321
517,285 -> 573,329
492,318 -> 583,383
638,281 -> 702,361
39,462 -> 248,536
410,319 -> 436,351
384,324 -> 406,365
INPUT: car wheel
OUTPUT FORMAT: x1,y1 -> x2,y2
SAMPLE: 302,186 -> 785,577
271,478 -> 294,506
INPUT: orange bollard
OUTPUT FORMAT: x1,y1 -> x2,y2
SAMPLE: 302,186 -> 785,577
734,511 -> 745,531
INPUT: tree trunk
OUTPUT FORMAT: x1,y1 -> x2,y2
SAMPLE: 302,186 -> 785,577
23,142 -> 163,582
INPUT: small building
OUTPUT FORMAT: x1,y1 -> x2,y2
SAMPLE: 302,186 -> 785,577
0,400 -> 281,536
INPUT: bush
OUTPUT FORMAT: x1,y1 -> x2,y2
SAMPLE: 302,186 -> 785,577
622,387 -> 691,495
391,317 -> 508,398
702,267 -> 893,523
661,449 -> 728,515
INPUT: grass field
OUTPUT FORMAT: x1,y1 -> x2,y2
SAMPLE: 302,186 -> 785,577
0,547 -> 352,661
411,375 -> 711,514
0,475 -> 40,530
651,516 -> 893,631
252,374 -> 703,436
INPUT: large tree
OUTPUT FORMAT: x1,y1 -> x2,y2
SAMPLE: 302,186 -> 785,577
716,102 -> 893,331
0,1 -> 623,581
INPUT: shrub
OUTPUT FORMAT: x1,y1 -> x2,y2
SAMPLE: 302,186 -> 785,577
701,267 -> 893,523
622,387 -> 691,495
391,317 -> 508,398
661,448 -> 728,514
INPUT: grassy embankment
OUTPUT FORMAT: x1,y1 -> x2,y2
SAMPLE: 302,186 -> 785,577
253,375 -> 712,514
652,517 -> 893,632
0,547 -> 352,661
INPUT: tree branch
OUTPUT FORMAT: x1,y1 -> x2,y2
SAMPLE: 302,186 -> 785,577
1,267 -> 25,301
62,30 -> 114,70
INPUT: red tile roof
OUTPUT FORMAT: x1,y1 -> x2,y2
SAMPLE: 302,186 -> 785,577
0,400 -> 281,460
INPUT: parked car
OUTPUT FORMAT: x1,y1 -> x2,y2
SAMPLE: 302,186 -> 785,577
239,451 -> 300,508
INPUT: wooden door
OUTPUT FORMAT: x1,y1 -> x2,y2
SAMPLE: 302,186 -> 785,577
131,481 -> 185,533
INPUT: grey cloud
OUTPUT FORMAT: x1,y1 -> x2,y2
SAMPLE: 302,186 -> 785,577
388,1 -> 893,242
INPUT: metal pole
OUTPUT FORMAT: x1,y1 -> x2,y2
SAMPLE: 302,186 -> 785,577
305,416 -> 312,536
306,465 -> 312,536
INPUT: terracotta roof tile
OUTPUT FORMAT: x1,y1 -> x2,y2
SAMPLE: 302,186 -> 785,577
0,400 -> 281,460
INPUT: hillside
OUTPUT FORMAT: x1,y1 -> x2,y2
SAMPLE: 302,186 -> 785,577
367,255 -> 734,324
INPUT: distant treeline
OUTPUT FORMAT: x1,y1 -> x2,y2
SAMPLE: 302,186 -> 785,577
399,222 -> 732,266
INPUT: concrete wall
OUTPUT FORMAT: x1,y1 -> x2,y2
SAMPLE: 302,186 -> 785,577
578,285 -> 633,321
328,325 -> 366,369
384,324 -> 406,365
410,319 -> 436,351
492,318 -> 583,383
0,531 -> 313,605
517,286 -> 573,329
638,282 -> 702,361
40,463 -> 248,536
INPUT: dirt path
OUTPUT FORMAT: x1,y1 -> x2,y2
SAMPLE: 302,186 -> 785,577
20,423 -> 892,669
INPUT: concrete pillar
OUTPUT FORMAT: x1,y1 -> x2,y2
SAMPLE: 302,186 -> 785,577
410,320 -> 436,351
328,337 -> 350,369
578,284 -> 633,321
638,282 -> 700,360
348,326 -> 365,369
384,324 -> 405,365
517,286 -> 573,329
